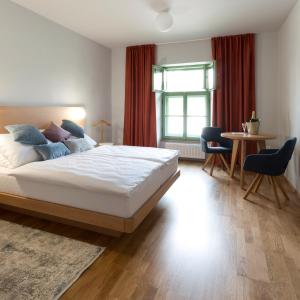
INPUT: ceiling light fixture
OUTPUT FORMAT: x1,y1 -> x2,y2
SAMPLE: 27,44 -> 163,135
156,10 -> 173,32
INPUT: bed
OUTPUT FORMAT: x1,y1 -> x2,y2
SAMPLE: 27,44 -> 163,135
0,106 -> 180,236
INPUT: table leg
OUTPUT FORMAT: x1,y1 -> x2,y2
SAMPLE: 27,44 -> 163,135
240,140 -> 246,188
230,140 -> 240,178
257,140 -> 266,152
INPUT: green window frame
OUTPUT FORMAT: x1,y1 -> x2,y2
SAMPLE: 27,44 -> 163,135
162,91 -> 211,141
153,65 -> 165,92
152,62 -> 215,93
153,62 -> 215,141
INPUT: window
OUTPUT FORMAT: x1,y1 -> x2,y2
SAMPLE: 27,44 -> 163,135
153,62 -> 215,141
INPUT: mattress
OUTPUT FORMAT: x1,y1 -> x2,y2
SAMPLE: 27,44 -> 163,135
0,146 -> 178,218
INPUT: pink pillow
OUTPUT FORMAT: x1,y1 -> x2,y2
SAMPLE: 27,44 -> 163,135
43,122 -> 71,142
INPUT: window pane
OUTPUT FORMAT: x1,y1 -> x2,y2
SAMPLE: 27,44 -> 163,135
187,95 -> 207,116
208,67 -> 214,90
166,96 -> 183,116
187,117 -> 207,138
165,69 -> 204,92
153,66 -> 163,91
165,116 -> 184,137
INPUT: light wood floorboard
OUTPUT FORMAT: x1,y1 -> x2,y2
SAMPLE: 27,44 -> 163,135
1,161 -> 300,299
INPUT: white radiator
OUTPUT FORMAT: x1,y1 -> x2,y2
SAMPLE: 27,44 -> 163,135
161,142 -> 205,160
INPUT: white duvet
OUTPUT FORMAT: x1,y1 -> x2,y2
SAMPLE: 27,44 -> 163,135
8,146 -> 179,198
97,145 -> 178,164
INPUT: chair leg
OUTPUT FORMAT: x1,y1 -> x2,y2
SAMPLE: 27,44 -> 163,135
202,154 -> 213,170
219,154 -> 230,174
244,174 -> 261,200
275,176 -> 289,203
210,155 -> 216,176
270,177 -> 282,209
254,175 -> 264,193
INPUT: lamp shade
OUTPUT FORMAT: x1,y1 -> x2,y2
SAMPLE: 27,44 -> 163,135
156,11 -> 173,32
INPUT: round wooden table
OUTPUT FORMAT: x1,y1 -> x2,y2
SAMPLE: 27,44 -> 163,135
221,132 -> 276,188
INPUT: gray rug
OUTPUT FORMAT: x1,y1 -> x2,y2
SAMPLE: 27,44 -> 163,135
0,219 -> 105,300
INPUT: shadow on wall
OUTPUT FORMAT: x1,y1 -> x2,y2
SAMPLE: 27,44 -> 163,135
294,146 -> 300,191
113,125 -> 123,145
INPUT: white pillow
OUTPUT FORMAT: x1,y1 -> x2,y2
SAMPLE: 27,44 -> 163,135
84,134 -> 97,146
0,152 -> 10,168
0,134 -> 41,168
69,134 -> 97,147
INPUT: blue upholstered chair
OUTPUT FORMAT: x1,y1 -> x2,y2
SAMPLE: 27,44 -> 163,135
243,137 -> 297,208
201,127 -> 232,176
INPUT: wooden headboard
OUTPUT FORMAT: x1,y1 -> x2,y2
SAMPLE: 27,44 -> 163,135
0,106 -> 86,134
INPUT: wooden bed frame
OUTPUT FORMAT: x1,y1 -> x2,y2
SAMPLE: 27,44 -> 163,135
0,106 -> 180,236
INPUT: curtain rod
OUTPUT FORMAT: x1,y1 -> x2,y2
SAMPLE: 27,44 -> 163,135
155,37 -> 211,45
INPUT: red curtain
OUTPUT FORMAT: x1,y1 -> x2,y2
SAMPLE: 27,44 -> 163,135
123,44 -> 157,147
212,34 -> 256,133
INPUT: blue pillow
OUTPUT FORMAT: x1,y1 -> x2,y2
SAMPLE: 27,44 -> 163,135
63,138 -> 92,153
5,124 -> 47,145
34,142 -> 71,160
61,120 -> 84,138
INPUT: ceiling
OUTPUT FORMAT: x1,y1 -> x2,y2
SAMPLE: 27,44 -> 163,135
11,0 -> 297,48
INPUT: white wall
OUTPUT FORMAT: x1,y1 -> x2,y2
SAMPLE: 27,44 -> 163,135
156,39 -> 211,65
256,32 -> 279,139
111,36 -> 278,145
111,47 -> 126,144
278,0 -> 300,192
0,0 -> 111,141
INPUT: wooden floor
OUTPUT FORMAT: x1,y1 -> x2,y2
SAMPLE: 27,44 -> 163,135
1,161 -> 300,299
